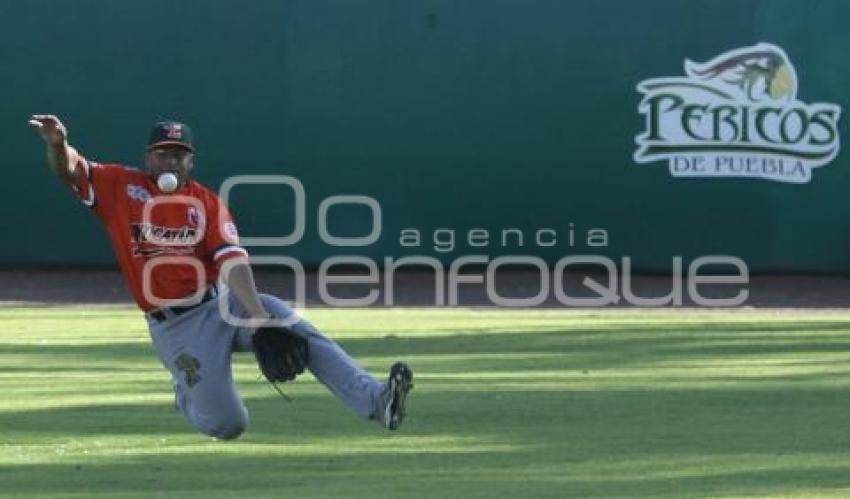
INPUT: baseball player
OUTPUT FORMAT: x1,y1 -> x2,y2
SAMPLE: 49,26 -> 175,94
29,114 -> 413,439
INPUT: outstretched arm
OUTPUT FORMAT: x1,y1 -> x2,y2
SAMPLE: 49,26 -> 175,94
221,256 -> 270,322
28,114 -> 85,185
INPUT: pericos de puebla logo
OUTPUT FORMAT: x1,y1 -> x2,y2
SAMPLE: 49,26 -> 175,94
634,43 -> 841,184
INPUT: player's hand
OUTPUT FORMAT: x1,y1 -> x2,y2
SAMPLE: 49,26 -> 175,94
28,114 -> 68,147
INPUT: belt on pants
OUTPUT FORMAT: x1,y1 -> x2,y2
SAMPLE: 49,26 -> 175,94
147,284 -> 220,323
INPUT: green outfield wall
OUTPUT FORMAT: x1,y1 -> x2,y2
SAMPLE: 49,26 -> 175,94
4,0 -> 849,272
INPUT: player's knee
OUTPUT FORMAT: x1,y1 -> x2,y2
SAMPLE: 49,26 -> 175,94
200,407 -> 249,440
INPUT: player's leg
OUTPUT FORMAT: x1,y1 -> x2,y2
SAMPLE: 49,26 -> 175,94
232,294 -> 410,425
148,302 -> 249,439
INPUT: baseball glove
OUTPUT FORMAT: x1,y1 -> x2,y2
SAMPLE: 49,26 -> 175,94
252,325 -> 309,384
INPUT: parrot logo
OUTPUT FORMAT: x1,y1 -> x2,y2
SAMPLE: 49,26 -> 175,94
684,44 -> 796,103
187,206 -> 201,228
634,42 -> 841,184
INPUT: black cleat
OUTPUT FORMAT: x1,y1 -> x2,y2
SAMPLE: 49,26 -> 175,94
383,362 -> 414,430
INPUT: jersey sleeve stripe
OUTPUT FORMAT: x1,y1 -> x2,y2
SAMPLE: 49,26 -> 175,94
213,245 -> 248,261
80,160 -> 97,208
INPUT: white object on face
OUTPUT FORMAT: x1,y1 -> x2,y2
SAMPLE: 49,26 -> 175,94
157,172 -> 179,193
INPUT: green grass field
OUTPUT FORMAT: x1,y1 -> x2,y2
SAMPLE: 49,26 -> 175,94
2,307 -> 850,498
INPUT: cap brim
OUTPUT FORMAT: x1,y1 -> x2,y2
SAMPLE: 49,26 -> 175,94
147,141 -> 194,152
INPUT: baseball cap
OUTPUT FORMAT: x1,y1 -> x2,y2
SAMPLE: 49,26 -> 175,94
147,121 -> 194,151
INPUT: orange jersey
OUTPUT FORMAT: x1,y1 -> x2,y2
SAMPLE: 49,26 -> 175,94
68,157 -> 248,312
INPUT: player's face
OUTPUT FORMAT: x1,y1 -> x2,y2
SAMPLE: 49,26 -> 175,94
146,146 -> 194,181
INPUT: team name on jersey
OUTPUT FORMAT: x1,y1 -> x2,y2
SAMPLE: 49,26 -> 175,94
132,223 -> 200,245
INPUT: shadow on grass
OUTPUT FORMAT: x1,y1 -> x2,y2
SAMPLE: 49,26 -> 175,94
4,318 -> 850,364
3,318 -> 850,496
2,385 -> 850,497
2,453 -> 850,498
4,319 -> 850,399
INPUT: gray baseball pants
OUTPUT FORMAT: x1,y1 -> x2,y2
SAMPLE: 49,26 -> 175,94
146,290 -> 387,439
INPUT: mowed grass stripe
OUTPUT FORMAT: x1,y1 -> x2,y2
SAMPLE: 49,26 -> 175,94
1,307 -> 850,498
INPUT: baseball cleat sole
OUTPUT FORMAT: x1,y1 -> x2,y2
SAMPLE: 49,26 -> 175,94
384,361 -> 414,430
